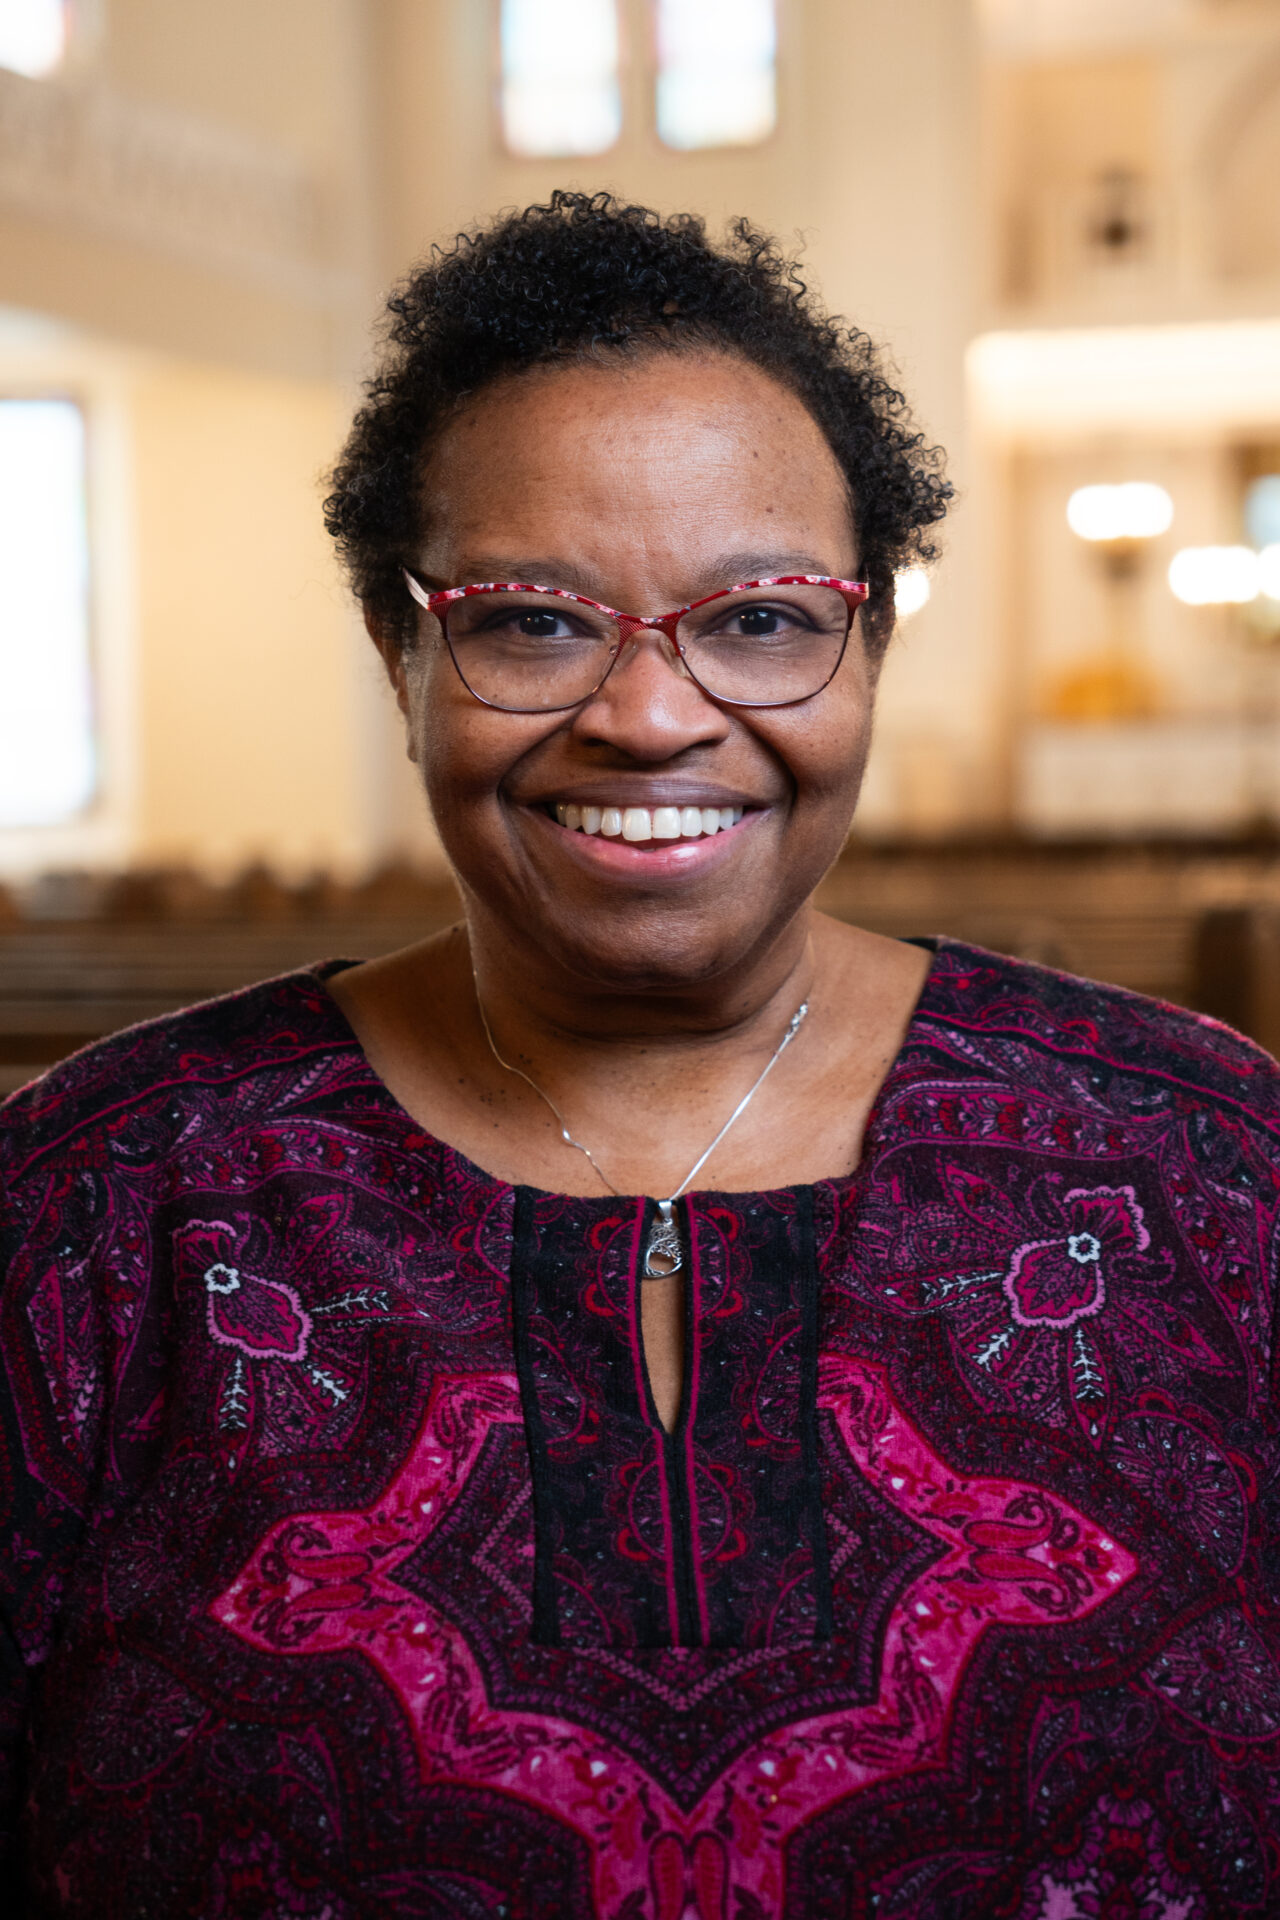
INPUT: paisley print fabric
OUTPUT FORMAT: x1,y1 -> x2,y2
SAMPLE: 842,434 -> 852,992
1,941 -> 1278,1918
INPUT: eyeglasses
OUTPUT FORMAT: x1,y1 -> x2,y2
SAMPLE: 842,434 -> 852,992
401,571 -> 869,713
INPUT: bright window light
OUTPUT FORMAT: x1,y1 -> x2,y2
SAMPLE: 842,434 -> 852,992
1067,482 -> 1173,542
1258,544 -> 1280,601
894,567 -> 932,619
0,0 -> 67,77
656,0 -> 776,151
1168,545 -> 1259,607
0,400 -> 95,827
501,0 -> 621,157
1244,474 -> 1280,551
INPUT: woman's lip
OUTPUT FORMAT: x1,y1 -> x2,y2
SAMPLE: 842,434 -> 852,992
531,794 -> 757,811
526,803 -> 763,877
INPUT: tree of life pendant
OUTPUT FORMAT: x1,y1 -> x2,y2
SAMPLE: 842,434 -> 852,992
644,1199 -> 682,1278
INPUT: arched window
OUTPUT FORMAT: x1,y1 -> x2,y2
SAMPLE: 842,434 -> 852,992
655,0 -> 776,151
0,0 -> 69,78
500,0 -> 622,157
0,400 -> 95,828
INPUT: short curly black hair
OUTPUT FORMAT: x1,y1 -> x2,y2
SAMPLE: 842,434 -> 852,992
324,191 -> 952,655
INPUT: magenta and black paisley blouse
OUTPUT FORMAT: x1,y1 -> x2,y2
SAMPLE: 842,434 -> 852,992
2,941 -> 1280,1919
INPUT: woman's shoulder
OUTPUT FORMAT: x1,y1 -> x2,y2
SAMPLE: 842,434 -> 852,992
916,936 -> 1280,1126
0,965 -> 358,1188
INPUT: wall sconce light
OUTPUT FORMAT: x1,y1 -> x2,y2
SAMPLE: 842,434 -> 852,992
1051,482 -> 1173,721
1169,540 -> 1280,679
1168,545 -> 1260,606
1067,482 -> 1173,562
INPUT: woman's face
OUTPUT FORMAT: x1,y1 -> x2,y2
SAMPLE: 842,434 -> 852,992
387,350 -> 879,994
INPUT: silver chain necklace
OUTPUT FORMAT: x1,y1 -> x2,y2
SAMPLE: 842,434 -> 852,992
472,975 -> 810,1278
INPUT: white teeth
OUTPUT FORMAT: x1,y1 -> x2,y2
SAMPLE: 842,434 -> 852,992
555,803 -> 744,841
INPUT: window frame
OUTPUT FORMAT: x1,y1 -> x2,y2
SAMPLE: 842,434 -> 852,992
495,0 -> 625,160
0,337 -> 136,883
491,0 -> 785,160
651,0 -> 781,155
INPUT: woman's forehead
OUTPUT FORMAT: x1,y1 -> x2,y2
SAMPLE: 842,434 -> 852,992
432,348 -> 827,455
418,351 -> 856,580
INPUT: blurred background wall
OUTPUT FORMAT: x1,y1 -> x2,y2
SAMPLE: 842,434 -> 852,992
2,0 -> 1280,1078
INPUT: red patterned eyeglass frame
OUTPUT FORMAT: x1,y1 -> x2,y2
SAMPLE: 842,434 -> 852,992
401,569 -> 871,712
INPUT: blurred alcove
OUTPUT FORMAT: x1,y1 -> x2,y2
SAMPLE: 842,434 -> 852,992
3,0 -> 1280,1088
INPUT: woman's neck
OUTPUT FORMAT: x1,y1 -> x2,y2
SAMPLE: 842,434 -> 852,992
325,910 -> 931,1202
464,903 -> 817,1072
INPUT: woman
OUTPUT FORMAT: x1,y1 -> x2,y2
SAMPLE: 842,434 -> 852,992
2,193 -> 1278,1919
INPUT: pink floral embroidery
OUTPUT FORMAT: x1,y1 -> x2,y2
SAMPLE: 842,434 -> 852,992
1003,1185 -> 1149,1332
171,1211 -> 378,1465
183,1222 -> 313,1362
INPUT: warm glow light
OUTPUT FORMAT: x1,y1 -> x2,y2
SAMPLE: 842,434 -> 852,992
0,399 -> 95,826
656,0 -> 776,151
970,323 -> 1280,436
1067,482 -> 1173,542
500,0 -> 621,157
0,0 -> 66,77
1168,546 -> 1260,606
894,567 -> 931,619
1258,544 -> 1280,601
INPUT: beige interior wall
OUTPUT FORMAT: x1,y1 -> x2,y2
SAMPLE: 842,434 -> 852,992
0,0 -> 374,380
126,358 -> 368,877
1012,57 -> 1160,187
0,0 -> 407,881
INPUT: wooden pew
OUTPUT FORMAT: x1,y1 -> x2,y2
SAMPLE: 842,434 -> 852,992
2,843 -> 1278,1095
1193,908 -> 1280,1059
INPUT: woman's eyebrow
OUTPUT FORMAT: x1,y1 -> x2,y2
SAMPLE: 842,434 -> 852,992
440,551 -> 847,594
446,557 -> 600,590
698,551 -> 843,586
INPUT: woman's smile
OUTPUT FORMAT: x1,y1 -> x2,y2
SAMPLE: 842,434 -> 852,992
529,795 -> 759,880
550,801 -> 746,841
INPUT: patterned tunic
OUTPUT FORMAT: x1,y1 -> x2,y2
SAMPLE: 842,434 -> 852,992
2,942 -> 1279,1919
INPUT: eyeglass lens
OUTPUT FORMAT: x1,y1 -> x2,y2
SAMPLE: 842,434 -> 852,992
438,583 -> 852,711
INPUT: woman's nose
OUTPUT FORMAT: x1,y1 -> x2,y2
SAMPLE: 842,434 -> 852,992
570,624 -> 729,756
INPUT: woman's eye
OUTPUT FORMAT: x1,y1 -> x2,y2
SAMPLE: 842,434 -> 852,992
477,606 -> 577,640
736,605 -> 784,635
719,602 -> 808,638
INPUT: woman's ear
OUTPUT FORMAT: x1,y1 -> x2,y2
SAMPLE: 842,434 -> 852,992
365,605 -> 412,716
364,606 -> 417,758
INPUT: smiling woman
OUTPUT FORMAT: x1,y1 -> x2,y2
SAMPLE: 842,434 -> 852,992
3,194 -> 1280,1920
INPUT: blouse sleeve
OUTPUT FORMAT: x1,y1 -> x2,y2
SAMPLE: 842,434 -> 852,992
0,1128 -> 116,1866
